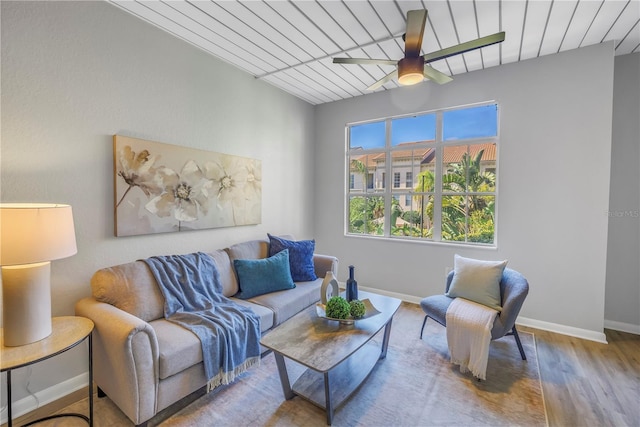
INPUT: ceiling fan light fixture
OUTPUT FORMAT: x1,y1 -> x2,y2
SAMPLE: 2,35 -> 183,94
397,57 -> 424,86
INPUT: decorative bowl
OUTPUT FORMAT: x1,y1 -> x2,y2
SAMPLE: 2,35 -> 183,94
316,298 -> 381,324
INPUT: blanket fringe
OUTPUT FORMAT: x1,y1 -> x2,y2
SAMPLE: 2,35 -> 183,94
450,356 -> 485,380
206,356 -> 261,392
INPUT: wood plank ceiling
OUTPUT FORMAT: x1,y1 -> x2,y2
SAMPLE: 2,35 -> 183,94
110,0 -> 640,105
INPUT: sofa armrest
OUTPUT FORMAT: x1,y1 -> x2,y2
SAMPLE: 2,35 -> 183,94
75,297 -> 160,426
313,254 -> 339,279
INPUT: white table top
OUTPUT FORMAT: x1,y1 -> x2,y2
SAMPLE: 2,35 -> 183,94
1,316 -> 94,371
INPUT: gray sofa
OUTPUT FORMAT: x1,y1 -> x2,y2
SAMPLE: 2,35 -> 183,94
75,237 -> 338,426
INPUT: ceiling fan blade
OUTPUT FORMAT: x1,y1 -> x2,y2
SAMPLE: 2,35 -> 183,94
333,57 -> 397,66
423,66 -> 453,84
404,9 -> 427,57
423,32 -> 506,64
367,70 -> 398,91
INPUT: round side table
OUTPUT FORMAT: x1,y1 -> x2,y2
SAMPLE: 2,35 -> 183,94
1,316 -> 94,427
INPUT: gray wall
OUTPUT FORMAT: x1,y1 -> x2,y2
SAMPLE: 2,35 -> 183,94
605,52 -> 640,332
314,42 -> 615,339
1,1 -> 315,407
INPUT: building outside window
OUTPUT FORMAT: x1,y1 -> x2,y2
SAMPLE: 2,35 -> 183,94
346,102 -> 498,245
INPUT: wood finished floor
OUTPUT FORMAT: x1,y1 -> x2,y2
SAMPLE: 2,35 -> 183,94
520,325 -> 639,426
4,313 -> 639,427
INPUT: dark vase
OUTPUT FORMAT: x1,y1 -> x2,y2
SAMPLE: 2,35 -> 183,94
346,265 -> 358,302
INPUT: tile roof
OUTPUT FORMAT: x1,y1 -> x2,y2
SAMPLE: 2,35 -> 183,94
351,142 -> 496,170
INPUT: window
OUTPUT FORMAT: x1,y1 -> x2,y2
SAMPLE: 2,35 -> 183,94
367,173 -> 374,190
393,172 -> 401,188
346,103 -> 498,245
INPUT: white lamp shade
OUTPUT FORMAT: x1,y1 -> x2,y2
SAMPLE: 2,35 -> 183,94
1,203 -> 77,266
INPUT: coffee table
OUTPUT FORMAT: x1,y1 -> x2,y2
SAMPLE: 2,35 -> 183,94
260,291 -> 401,425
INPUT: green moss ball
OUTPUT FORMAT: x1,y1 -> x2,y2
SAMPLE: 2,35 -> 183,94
349,300 -> 366,318
325,296 -> 351,319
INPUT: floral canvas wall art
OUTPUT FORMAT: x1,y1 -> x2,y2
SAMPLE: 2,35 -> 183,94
114,135 -> 261,237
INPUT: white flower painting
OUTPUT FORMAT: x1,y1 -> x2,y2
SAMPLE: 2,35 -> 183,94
114,135 -> 262,237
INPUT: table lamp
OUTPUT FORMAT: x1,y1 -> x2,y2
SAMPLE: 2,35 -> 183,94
1,203 -> 77,346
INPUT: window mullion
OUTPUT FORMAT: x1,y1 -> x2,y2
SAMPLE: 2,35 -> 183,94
433,112 -> 443,241
383,118 -> 392,236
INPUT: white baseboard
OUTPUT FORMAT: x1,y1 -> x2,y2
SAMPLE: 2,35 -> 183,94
604,319 -> 640,335
359,285 -> 423,305
360,286 -> 610,344
0,372 -> 88,425
516,317 -> 608,344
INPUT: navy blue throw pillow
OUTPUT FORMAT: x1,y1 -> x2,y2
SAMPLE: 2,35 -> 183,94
267,234 -> 317,282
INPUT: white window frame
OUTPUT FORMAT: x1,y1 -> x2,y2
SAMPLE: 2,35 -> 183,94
345,101 -> 499,247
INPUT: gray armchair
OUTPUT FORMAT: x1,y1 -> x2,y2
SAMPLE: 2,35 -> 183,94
419,268 -> 529,360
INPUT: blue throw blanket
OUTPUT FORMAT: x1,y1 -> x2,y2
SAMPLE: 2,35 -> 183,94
144,252 -> 261,391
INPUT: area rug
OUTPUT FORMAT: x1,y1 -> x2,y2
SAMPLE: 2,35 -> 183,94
54,303 -> 547,426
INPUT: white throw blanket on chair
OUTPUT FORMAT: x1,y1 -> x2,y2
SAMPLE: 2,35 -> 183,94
446,297 -> 498,380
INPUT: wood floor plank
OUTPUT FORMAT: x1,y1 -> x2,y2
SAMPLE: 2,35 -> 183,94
521,325 -> 640,426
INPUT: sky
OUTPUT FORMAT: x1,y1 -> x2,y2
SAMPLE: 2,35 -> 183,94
349,104 -> 498,149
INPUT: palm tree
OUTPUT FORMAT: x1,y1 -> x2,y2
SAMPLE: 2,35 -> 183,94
350,158 -> 369,192
441,148 -> 496,242
390,197 -> 403,227
413,170 -> 435,236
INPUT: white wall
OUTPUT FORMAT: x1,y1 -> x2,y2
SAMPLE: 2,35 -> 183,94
1,0 -> 314,407
605,52 -> 640,333
314,42 -> 615,340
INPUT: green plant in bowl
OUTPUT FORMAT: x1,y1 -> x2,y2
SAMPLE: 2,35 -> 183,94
325,296 -> 351,319
349,300 -> 366,318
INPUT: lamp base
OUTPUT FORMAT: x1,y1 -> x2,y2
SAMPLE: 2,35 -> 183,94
2,261 -> 52,346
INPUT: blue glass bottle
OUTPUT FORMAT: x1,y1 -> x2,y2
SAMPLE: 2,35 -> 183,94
346,265 -> 358,302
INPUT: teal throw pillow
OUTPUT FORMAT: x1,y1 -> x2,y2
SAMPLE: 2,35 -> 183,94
268,234 -> 317,282
234,249 -> 295,299
446,254 -> 507,311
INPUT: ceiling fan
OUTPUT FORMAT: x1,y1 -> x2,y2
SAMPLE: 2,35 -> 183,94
333,9 -> 505,91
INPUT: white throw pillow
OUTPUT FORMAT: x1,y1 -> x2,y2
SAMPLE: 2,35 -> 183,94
446,254 -> 507,311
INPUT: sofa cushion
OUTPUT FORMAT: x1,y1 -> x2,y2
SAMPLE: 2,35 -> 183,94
226,239 -> 269,262
91,261 -> 165,322
248,279 -> 322,326
268,234 -> 317,282
229,298 -> 274,332
446,254 -> 507,311
151,299 -> 275,381
150,319 -> 202,380
234,250 -> 295,299
206,249 -> 238,297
